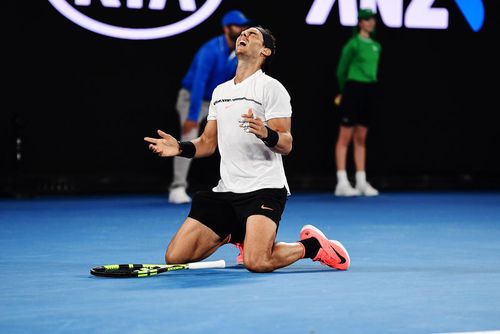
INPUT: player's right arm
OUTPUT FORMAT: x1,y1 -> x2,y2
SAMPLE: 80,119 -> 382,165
144,121 -> 218,158
190,120 -> 218,158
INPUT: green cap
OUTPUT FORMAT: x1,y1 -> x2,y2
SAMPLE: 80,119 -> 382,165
358,8 -> 376,20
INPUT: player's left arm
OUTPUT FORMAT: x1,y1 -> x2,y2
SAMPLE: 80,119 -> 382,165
265,117 -> 292,155
241,110 -> 292,155
241,80 -> 293,155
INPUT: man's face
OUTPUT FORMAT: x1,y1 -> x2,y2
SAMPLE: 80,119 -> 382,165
359,17 -> 376,33
235,27 -> 266,57
227,25 -> 247,43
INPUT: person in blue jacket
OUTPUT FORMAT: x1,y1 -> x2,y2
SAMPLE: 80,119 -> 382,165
169,10 -> 253,204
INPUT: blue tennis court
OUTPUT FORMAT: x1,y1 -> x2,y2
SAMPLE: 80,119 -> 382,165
1,192 -> 499,334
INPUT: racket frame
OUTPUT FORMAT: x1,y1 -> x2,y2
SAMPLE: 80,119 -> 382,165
90,259 -> 225,278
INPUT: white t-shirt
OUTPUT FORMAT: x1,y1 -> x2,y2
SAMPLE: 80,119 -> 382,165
207,69 -> 292,194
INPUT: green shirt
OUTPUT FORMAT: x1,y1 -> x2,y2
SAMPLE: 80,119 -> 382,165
336,34 -> 382,92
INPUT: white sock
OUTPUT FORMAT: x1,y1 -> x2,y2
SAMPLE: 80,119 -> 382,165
336,170 -> 348,184
356,171 -> 367,185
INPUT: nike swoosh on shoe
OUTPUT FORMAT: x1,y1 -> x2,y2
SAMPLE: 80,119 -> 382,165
331,246 -> 346,264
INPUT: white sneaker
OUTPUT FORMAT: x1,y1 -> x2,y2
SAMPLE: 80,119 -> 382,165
168,187 -> 192,204
334,182 -> 361,197
356,182 -> 379,196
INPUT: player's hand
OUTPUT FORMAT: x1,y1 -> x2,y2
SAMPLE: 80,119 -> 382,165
334,94 -> 342,107
144,130 -> 180,157
239,108 -> 267,139
182,120 -> 198,135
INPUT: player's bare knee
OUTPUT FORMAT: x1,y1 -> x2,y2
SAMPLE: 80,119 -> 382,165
244,257 -> 274,273
165,249 -> 184,264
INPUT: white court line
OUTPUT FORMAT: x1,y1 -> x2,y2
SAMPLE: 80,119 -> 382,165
435,331 -> 500,334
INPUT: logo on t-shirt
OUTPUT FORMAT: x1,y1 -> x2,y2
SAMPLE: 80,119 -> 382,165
213,97 -> 262,106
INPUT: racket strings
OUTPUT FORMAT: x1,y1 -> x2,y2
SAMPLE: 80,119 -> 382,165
91,264 -> 182,277
90,260 -> 224,278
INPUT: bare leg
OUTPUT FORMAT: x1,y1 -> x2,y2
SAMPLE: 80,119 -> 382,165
165,217 -> 229,264
335,126 -> 354,171
352,125 -> 379,195
243,215 -> 304,273
353,125 -> 368,172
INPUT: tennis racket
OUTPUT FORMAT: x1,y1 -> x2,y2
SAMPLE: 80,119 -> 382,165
90,259 -> 226,278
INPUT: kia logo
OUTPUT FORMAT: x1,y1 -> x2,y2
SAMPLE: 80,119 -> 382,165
48,0 -> 223,40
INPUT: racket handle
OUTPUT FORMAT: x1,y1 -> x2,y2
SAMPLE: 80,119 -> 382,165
187,260 -> 226,270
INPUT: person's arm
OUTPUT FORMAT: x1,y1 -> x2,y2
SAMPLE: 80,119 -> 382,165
240,109 -> 292,156
264,117 -> 292,155
187,46 -> 215,123
239,79 -> 293,155
336,38 -> 356,93
190,120 -> 218,157
144,120 -> 218,158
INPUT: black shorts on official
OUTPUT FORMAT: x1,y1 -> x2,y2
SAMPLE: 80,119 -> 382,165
339,80 -> 378,127
188,187 -> 288,244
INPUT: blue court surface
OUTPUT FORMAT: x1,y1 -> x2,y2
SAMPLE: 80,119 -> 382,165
1,192 -> 499,334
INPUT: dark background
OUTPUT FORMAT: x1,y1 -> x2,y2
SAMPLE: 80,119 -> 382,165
4,0 -> 499,197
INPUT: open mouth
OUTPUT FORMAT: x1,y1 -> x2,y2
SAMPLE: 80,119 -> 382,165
238,40 -> 247,46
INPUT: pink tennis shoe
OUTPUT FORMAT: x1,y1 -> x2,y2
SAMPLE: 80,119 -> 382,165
234,242 -> 244,265
300,224 -> 350,270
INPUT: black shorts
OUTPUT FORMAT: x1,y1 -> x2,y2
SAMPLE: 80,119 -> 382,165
188,187 -> 288,244
339,81 -> 378,127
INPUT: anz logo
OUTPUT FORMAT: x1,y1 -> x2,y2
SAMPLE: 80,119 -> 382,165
306,0 -> 485,32
48,0 -> 223,40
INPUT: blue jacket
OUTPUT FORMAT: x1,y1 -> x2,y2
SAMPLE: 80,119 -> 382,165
181,35 -> 237,121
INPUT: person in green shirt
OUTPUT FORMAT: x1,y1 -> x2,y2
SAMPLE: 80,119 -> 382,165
333,8 -> 381,197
